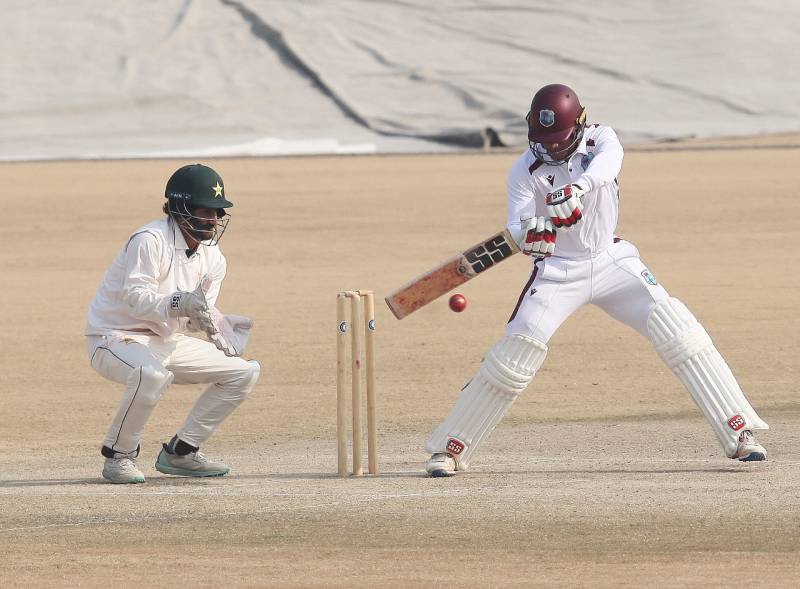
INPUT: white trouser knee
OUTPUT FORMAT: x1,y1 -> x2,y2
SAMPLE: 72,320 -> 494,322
425,335 -> 547,469
103,365 -> 174,454
647,297 -> 768,457
178,360 -> 261,447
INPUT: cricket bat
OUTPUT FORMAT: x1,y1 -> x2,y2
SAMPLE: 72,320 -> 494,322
385,228 -> 520,319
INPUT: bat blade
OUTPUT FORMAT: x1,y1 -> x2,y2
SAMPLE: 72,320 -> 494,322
385,228 -> 520,319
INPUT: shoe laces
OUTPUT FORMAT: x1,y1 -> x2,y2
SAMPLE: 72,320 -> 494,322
183,450 -> 208,463
739,430 -> 755,444
115,457 -> 139,472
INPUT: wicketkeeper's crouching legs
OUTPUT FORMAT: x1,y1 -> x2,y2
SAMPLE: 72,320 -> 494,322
425,334 -> 548,476
87,334 -> 261,482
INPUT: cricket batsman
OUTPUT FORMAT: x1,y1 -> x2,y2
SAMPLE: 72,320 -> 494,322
424,84 -> 768,476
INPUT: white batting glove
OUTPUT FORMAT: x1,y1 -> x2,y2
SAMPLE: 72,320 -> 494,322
209,311 -> 254,357
546,183 -> 587,228
518,214 -> 556,258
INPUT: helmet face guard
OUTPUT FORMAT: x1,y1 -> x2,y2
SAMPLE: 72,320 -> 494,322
527,119 -> 586,165
526,84 -> 586,165
167,198 -> 230,246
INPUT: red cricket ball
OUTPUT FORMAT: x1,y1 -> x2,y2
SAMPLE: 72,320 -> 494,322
449,293 -> 468,312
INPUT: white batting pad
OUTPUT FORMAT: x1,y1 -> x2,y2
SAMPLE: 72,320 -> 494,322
425,334 -> 548,469
103,365 -> 174,454
647,297 -> 768,457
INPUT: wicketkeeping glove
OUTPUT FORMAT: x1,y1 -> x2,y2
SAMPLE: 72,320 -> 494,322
168,285 -> 216,335
519,214 -> 556,258
546,183 -> 587,228
209,311 -> 254,357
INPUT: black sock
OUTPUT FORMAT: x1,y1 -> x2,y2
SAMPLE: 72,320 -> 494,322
171,437 -> 198,456
101,445 -> 140,459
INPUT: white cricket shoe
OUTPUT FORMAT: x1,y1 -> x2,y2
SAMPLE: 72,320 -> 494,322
733,430 -> 767,462
426,452 -> 458,477
155,445 -> 230,477
102,457 -> 146,484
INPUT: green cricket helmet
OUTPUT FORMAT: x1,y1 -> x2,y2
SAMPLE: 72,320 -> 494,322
164,164 -> 232,246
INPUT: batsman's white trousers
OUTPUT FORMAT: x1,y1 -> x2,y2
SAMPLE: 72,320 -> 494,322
506,238 -> 667,340
86,332 -> 260,455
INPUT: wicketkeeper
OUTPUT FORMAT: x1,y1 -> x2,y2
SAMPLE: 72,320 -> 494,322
85,163 -> 260,484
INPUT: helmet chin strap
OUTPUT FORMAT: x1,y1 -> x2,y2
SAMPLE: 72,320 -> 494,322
529,124 -> 585,165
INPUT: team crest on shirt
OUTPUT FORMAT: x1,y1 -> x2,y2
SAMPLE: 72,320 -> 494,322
581,152 -> 595,170
545,174 -> 555,186
641,269 -> 658,286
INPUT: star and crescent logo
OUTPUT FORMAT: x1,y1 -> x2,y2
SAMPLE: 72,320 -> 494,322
212,182 -> 223,198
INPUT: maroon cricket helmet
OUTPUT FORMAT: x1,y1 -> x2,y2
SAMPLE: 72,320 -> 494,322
526,84 -> 586,144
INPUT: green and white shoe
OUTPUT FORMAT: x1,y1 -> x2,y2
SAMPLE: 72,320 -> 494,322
155,439 -> 229,477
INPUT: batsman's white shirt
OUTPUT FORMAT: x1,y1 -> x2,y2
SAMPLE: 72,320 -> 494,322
85,217 -> 226,338
507,124 -> 623,258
